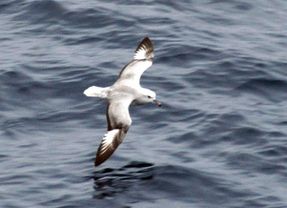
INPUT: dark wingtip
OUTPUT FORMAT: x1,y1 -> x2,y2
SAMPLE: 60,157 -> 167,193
142,36 -> 153,46
134,37 -> 154,60
137,37 -> 153,51
95,157 -> 104,166
94,145 -> 112,167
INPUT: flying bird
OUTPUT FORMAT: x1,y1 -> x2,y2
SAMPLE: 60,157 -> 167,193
84,37 -> 161,166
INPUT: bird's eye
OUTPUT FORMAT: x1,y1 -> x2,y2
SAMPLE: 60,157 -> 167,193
147,95 -> 151,99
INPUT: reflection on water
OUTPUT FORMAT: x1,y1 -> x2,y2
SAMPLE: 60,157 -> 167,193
93,161 -> 154,199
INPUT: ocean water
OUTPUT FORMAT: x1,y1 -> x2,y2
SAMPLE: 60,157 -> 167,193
1,0 -> 287,207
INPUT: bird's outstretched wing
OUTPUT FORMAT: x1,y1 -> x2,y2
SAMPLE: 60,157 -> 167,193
95,97 -> 132,166
117,37 -> 154,85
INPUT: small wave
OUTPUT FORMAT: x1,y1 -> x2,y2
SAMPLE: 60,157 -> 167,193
14,0 -> 134,32
225,151 -> 286,175
158,45 -> 222,67
235,78 -> 287,102
13,0 -> 67,23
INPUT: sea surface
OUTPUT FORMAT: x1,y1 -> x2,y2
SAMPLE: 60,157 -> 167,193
1,0 -> 287,207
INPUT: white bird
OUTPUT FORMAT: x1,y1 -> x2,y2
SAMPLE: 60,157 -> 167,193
84,37 -> 161,166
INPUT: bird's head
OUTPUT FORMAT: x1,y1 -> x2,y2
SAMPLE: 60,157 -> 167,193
138,88 -> 161,107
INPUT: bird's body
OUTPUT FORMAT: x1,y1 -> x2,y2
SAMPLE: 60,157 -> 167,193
84,37 -> 160,166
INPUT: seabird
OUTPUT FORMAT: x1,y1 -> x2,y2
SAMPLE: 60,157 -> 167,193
84,37 -> 161,166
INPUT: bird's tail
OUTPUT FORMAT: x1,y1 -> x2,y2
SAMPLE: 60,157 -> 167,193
83,86 -> 109,98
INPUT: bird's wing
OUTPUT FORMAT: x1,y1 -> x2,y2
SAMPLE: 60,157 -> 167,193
95,129 -> 127,166
117,37 -> 154,85
95,97 -> 132,166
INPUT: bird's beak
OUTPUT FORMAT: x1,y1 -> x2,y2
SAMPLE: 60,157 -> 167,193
154,99 -> 162,107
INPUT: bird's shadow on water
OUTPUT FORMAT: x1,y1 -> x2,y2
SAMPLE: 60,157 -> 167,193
92,161 -> 154,200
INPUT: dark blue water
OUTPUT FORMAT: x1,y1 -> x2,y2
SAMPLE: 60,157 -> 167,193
1,0 -> 287,207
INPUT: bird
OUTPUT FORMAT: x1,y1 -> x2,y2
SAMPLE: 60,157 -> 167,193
83,37 -> 161,166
